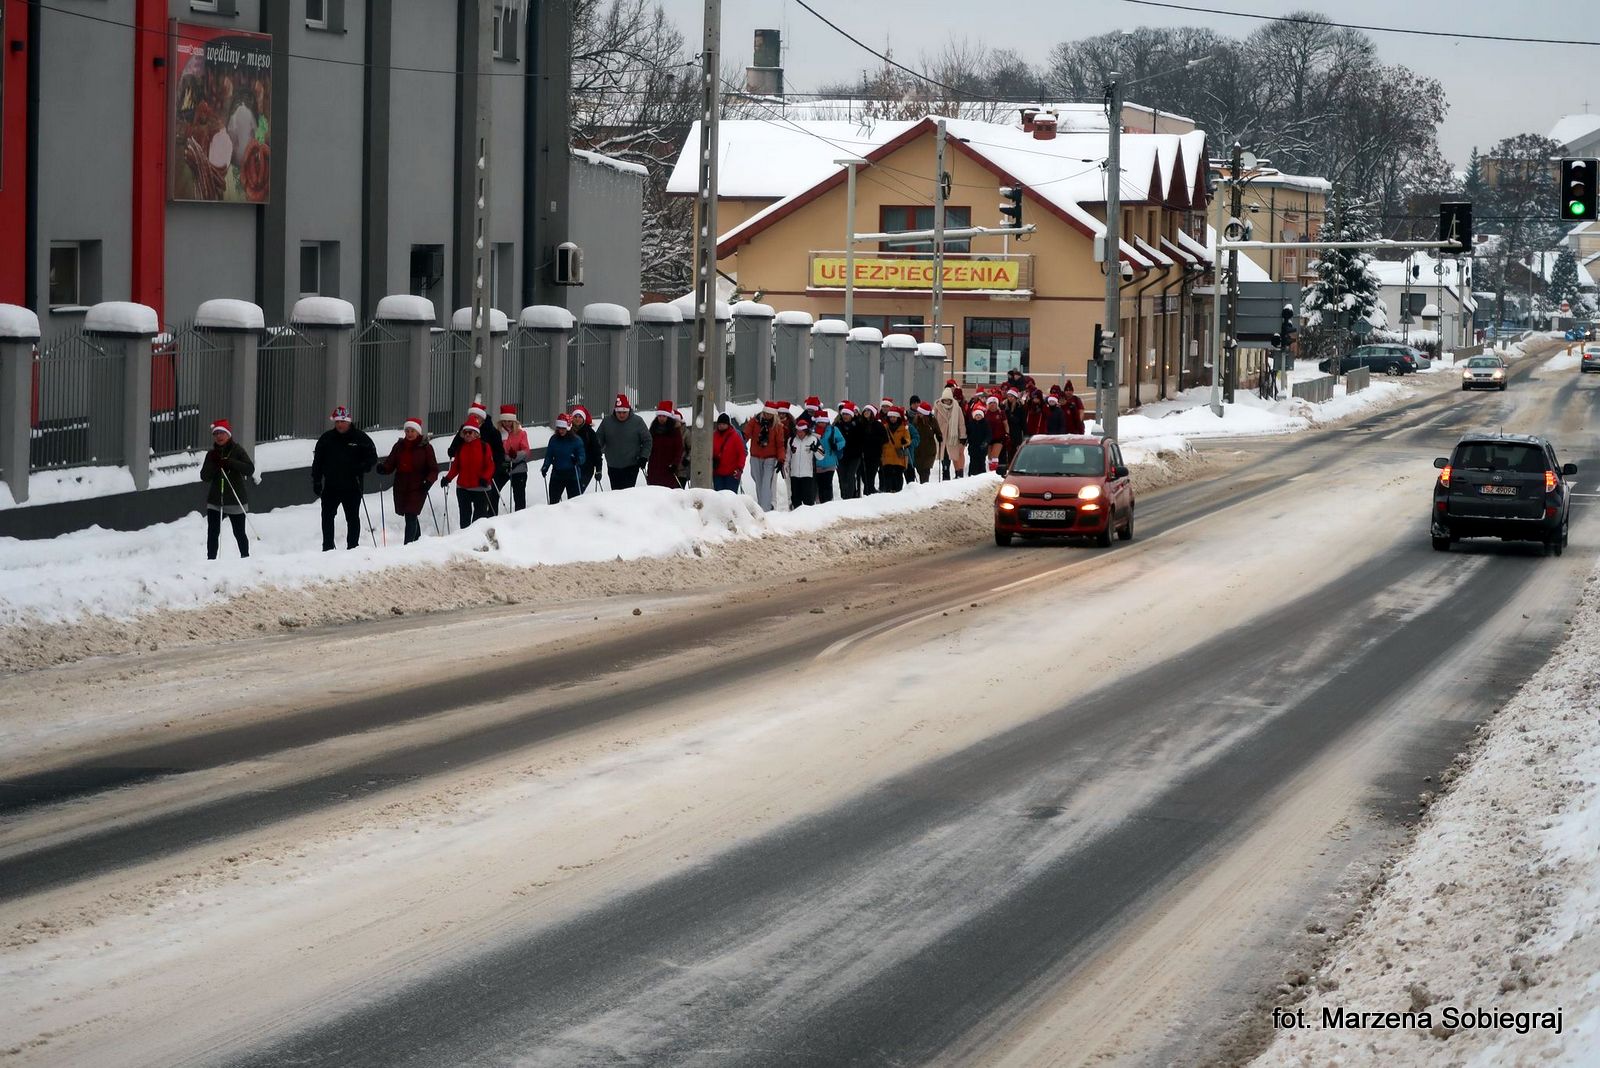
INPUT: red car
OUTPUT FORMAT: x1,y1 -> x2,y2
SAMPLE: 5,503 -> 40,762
994,434 -> 1135,547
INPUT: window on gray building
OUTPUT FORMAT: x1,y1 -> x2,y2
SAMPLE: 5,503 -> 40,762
189,0 -> 238,16
493,243 -> 515,312
300,242 -> 340,299
306,0 -> 345,32
410,245 -> 445,316
493,2 -> 520,61
49,242 -> 100,311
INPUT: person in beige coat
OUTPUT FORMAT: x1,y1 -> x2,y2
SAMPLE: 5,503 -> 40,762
933,386 -> 966,478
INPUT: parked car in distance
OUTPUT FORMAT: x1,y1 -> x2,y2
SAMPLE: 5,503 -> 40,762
1316,344 -> 1418,376
1408,347 -> 1432,371
1564,325 -> 1590,341
1461,354 -> 1507,391
995,436 -> 1134,548
1581,343 -> 1600,374
1431,434 -> 1575,555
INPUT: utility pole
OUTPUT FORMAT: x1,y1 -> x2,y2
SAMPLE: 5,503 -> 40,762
688,0 -> 721,490
1101,73 -> 1121,438
1224,141 -> 1243,404
1209,170 -> 1226,416
931,120 -> 947,352
836,158 -> 865,329
469,0 -> 493,406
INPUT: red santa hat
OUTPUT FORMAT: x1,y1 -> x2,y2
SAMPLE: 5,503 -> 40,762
764,399 -> 784,413
1048,383 -> 1063,394
915,402 -> 933,416
654,400 -> 681,420
210,418 -> 232,436
461,419 -> 481,433
402,417 -> 424,433
497,404 -> 518,421
613,394 -> 631,412
1046,395 -> 1060,406
880,396 -> 895,408
803,396 -> 821,411
330,405 -> 352,423
570,405 -> 591,423
862,403 -> 879,415
945,378 -> 958,387
884,406 -> 902,419
985,395 -> 1001,407
839,400 -> 856,411
1005,388 -> 1021,399
554,415 -> 571,430
795,417 -> 811,430
814,411 -> 832,424
467,402 -> 487,420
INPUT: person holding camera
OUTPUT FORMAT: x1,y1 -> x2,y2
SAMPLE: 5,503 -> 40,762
787,417 -> 822,508
743,400 -> 788,511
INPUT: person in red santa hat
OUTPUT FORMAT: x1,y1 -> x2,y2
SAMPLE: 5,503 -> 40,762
200,418 -> 254,559
856,403 -> 887,495
1062,379 -> 1087,434
566,405 -> 603,492
447,401 -> 506,514
596,393 -> 653,490
833,401 -> 862,500
441,418 -> 497,526
646,400 -> 685,488
909,399 -> 941,483
312,403 -> 378,551
376,417 -> 439,542
495,405 -> 531,511
743,399 -> 789,511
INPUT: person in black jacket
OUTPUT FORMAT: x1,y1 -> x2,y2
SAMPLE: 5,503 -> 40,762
312,405 -> 378,551
447,402 -> 507,513
200,419 -> 254,560
856,405 -> 888,496
965,402 -> 992,476
568,406 -> 604,492
835,405 -> 862,500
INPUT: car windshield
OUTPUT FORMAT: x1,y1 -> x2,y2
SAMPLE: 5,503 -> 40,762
1465,357 -> 1502,368
1452,442 -> 1546,473
1010,443 -> 1105,477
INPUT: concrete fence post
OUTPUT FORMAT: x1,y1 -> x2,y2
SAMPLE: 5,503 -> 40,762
773,311 -> 813,404
808,319 -> 848,405
86,301 -> 158,492
844,326 -> 884,403
0,305 -> 40,505
668,296 -> 732,412
582,303 -> 633,408
914,342 -> 947,403
291,297 -> 357,435
881,332 -> 917,405
195,299 -> 264,456
731,301 -> 775,403
636,303 -> 683,408
375,295 -> 435,428
519,306 -> 574,420
452,306 -> 510,410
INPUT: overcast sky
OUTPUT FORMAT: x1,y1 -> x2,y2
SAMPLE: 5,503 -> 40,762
657,0 -> 1596,166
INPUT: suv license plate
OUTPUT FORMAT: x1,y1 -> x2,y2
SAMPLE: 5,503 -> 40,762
1480,485 -> 1518,495
1027,508 -> 1068,521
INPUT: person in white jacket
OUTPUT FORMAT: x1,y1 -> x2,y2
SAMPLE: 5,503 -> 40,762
933,386 -> 966,479
787,417 -> 822,508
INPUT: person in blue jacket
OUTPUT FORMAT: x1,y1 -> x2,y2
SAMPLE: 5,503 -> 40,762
816,411 -> 842,503
542,414 -> 587,504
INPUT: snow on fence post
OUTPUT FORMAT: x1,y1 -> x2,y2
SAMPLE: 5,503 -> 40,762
195,299 -> 264,456
914,342 -> 946,404
635,303 -> 682,409
844,326 -> 884,403
773,310 -> 813,405
85,301 -> 158,492
375,295 -> 434,430
518,306 -> 574,421
808,319 -> 848,405
731,301 -> 775,404
582,304 -> 633,408
0,305 -> 40,504
291,297 -> 357,433
880,332 -> 917,405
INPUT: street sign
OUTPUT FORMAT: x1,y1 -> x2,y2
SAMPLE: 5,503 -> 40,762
1561,301 -> 1572,314
1235,282 -> 1300,342
1351,319 -> 1373,337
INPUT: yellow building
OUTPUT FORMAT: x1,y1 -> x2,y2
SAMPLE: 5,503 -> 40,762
670,115 -> 1215,408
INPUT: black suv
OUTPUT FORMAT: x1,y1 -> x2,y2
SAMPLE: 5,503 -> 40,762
1431,434 -> 1576,554
1318,344 -> 1418,377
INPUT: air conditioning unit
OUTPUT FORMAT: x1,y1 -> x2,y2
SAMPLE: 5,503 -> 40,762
554,241 -> 584,287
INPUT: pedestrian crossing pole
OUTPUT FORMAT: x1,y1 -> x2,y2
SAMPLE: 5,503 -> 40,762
469,0 -> 493,408
689,0 -> 721,490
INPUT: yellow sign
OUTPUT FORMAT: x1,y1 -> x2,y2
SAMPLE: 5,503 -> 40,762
809,256 -> 1022,291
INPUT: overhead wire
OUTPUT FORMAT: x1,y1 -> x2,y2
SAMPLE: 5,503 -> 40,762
1121,0 -> 1600,48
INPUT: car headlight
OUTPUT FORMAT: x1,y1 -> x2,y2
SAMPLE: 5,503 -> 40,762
1079,485 -> 1103,500
1492,369 -> 1504,378
999,483 -> 1020,499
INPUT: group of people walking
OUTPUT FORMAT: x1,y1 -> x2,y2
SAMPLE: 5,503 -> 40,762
197,368 -> 1088,559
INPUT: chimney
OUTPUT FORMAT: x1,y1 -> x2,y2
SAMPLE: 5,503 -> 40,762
1033,111 -> 1058,140
1019,107 -> 1039,132
745,29 -> 784,97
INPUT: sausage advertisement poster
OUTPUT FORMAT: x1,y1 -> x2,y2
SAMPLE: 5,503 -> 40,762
169,23 -> 272,204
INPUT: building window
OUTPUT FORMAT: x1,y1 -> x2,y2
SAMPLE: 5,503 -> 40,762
49,244 -> 80,308
300,244 -> 320,298
963,317 -> 1030,382
189,0 -> 238,15
493,2 -> 520,61
494,243 -> 516,312
306,0 -> 326,28
409,244 -> 445,315
878,206 -> 971,253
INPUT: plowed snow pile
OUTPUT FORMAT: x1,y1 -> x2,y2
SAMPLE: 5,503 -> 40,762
1253,564 -> 1600,1066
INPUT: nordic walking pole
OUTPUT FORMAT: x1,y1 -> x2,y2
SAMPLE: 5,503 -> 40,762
441,484 -> 451,533
378,483 -> 388,546
426,489 -> 442,535
358,475 -> 379,548
220,467 -> 262,542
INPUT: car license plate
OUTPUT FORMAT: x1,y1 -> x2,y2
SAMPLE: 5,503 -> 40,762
1027,508 -> 1068,520
1480,485 -> 1518,495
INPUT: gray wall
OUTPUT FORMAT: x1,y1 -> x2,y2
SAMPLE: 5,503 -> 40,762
489,44 -> 527,316
568,154 -> 644,311
37,0 -> 136,327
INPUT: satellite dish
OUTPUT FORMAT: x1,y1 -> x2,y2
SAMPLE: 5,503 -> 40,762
1239,150 -> 1259,171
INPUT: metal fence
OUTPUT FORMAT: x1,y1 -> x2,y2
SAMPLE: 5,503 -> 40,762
256,325 -> 327,441
510,329 -> 558,426
635,323 -> 671,409
428,329 -> 473,435
151,322 -> 233,458
573,325 -> 612,411
352,320 -> 410,432
29,330 -> 124,471
1291,374 -> 1335,404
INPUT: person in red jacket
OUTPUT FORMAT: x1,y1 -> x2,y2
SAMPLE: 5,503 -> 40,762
440,419 -> 496,527
712,413 -> 746,492
984,396 -> 1009,471
646,400 -> 685,488
1062,380 -> 1087,434
376,417 -> 439,543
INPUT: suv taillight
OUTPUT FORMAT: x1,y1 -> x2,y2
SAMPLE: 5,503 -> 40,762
1439,464 -> 1452,488
1545,469 -> 1558,493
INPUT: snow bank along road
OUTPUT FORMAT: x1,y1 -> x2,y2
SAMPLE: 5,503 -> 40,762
0,344 -> 1592,1066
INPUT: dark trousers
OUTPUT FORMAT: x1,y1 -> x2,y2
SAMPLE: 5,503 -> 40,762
321,486 -> 362,550
816,469 -> 835,503
879,465 -> 906,493
402,514 -> 421,544
548,469 -> 581,504
836,457 -> 860,499
915,465 -> 932,484
860,461 -> 879,496
968,447 -> 988,477
790,476 -> 817,508
609,465 -> 640,490
457,487 -> 493,526
206,509 -> 248,559
713,473 -> 741,493
506,472 -> 528,511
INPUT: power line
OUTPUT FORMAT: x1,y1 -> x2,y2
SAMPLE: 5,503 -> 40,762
1121,0 -> 1600,47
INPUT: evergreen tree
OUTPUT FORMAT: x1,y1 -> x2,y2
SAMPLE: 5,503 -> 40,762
1547,247 -> 1593,317
1300,194 -> 1386,364
1462,146 -> 1486,203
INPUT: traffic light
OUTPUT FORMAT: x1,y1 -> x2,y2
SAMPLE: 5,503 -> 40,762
999,185 -> 1024,229
1438,202 -> 1472,254
1272,303 -> 1297,349
1093,322 -> 1117,360
1560,159 -> 1598,221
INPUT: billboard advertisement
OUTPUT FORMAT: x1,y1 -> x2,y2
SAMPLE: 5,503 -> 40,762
170,22 -> 272,203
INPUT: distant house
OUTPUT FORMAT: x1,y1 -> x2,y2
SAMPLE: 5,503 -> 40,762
1369,254 -> 1477,348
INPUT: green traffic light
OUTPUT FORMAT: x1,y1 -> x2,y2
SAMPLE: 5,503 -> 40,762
1571,200 -> 1588,216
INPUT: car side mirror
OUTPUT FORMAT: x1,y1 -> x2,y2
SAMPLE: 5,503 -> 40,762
1563,463 -> 1578,475
1433,457 -> 1449,469
1114,465 -> 1130,479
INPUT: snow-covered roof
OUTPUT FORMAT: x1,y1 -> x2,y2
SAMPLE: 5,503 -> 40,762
1201,226 -> 1269,281
667,119 -> 917,200
1519,250 -> 1598,289
571,148 -> 649,178
1549,114 -> 1600,150
291,296 -> 356,327
1241,168 -> 1331,194
1368,253 -> 1481,310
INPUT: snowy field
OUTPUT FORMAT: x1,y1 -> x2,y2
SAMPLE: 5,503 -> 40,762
1253,560 -> 1600,1067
